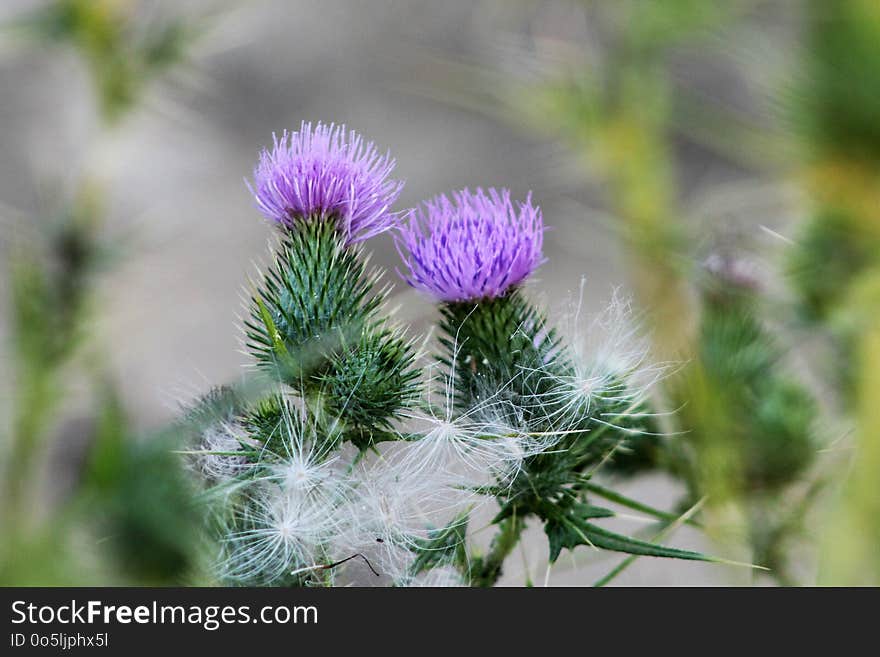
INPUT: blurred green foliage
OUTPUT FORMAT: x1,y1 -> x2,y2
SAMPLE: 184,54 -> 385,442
698,281 -> 816,492
4,190 -> 103,532
797,0 -> 880,162
507,0 -> 880,584
492,0 -> 831,583
84,389 -> 205,583
12,0 -> 194,122
1,194 -> 207,585
786,0 -> 880,584
1,0 -> 208,585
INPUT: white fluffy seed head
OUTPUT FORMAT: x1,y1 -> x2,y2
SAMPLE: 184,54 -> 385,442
208,288 -> 670,586
196,420 -> 253,481
210,398 -> 362,584
529,287 -> 670,434
567,288 -> 664,392
406,361 -> 563,484
221,486 -> 331,584
267,447 -> 342,496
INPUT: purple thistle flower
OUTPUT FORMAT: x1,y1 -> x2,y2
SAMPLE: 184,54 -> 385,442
396,188 -> 545,302
247,122 -> 404,243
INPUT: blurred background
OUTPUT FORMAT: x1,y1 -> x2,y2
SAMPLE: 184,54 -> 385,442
1,0 -> 878,585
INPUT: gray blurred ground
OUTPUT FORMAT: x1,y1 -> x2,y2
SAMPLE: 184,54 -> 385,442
0,0 -> 770,585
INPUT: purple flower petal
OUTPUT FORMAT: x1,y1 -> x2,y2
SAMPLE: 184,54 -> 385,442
395,188 -> 545,302
247,122 -> 404,244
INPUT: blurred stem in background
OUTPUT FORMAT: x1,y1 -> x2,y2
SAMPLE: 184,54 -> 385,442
520,1 -> 705,360
819,288 -> 880,584
789,0 -> 880,400
1,0 -> 209,584
485,0 -> 824,582
787,0 -> 880,585
4,188 -> 102,535
11,0 -> 195,123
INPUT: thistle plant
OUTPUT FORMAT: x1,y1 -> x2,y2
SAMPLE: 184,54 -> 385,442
185,122 -> 732,587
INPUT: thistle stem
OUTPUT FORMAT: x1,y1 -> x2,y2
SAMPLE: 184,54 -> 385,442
469,514 -> 525,587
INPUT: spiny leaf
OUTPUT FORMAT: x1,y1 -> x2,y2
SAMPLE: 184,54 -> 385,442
555,519 -> 710,564
544,503 -> 616,563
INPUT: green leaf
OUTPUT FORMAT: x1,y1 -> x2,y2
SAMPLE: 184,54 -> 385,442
544,501 -> 709,563
581,522 -> 708,563
544,503 -> 615,562
593,496 -> 707,587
